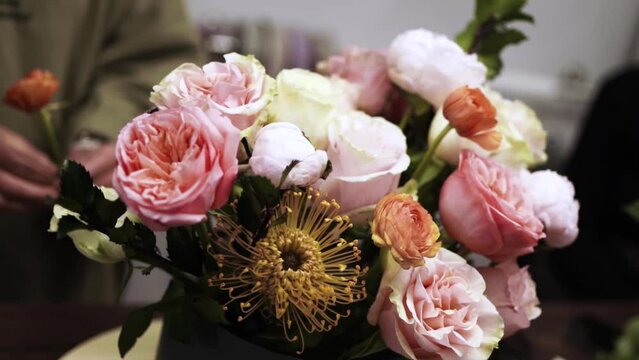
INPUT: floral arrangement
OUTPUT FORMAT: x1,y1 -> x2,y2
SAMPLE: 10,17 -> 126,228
49,1 -> 580,359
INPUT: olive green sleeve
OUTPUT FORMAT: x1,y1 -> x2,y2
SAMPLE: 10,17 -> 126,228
65,0 -> 204,143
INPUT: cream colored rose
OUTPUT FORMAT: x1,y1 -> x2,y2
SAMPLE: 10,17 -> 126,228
388,29 -> 487,108
429,88 -> 547,168
268,69 -> 356,149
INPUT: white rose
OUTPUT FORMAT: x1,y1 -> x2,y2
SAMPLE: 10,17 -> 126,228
522,170 -> 579,248
319,111 -> 410,213
249,123 -> 328,189
49,187 -> 132,264
268,69 -> 356,149
429,88 -> 548,168
150,53 -> 275,130
388,28 -> 487,108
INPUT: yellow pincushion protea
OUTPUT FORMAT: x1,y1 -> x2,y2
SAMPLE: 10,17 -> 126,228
207,188 -> 368,353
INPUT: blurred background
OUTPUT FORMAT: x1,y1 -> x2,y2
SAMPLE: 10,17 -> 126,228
123,0 -> 639,303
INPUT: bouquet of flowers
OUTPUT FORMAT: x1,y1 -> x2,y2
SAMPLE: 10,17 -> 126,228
50,1 -> 580,359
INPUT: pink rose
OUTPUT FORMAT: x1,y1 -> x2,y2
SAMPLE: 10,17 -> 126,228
150,53 -> 274,130
479,261 -> 541,337
319,111 -> 410,213
317,47 -> 391,115
368,248 -> 504,360
439,150 -> 544,261
112,107 -> 240,231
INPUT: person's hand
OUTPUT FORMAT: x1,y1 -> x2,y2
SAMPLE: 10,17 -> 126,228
68,142 -> 116,187
0,125 -> 59,211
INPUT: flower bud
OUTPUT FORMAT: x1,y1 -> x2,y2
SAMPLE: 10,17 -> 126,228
371,193 -> 441,268
443,86 -> 501,151
249,122 -> 328,189
3,69 -> 59,113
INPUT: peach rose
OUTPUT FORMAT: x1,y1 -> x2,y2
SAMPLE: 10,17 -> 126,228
439,150 -> 544,261
479,261 -> 541,337
317,47 -> 391,115
372,193 -> 441,268
443,86 -> 501,151
3,69 -> 60,113
112,107 -> 240,230
150,53 -> 274,130
368,248 -> 504,360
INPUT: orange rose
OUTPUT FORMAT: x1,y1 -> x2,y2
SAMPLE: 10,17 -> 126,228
3,69 -> 60,113
371,193 -> 441,269
443,86 -> 501,151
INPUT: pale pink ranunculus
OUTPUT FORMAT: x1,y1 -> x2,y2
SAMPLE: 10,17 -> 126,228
317,47 -> 392,115
149,53 -> 274,130
522,170 -> 579,248
112,107 -> 240,231
479,261 -> 541,337
319,111 -> 410,213
368,248 -> 504,360
439,150 -> 545,261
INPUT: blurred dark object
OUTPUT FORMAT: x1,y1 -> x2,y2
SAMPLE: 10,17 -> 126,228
197,17 -> 332,75
536,67 -> 639,299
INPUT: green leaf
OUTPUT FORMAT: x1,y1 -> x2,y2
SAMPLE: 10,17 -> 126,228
476,0 -> 526,22
56,216 -> 90,239
344,330 -> 387,359
478,29 -> 527,54
478,54 -> 503,80
456,19 -> 480,51
60,160 -> 97,208
191,296 -> 228,325
167,227 -> 203,276
245,176 -> 279,208
118,305 -> 155,358
108,219 -> 137,245
625,200 -> 639,222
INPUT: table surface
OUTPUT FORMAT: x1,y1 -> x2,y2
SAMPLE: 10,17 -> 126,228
0,301 -> 637,360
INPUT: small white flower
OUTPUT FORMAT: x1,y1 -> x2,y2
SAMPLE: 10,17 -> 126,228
249,122 -> 328,189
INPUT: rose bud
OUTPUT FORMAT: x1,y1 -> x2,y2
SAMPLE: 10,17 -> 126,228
443,86 -> 501,151
3,69 -> 60,113
249,122 -> 328,189
371,193 -> 441,268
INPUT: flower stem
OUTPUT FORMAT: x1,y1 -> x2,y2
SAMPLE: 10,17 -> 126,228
131,250 -> 199,289
398,107 -> 412,131
412,124 -> 453,186
39,108 -> 62,164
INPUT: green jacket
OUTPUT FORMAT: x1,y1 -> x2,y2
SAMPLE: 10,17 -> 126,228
0,0 -> 203,302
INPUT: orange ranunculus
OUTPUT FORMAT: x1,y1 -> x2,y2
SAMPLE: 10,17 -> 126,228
3,69 -> 60,113
443,85 -> 501,150
371,193 -> 441,269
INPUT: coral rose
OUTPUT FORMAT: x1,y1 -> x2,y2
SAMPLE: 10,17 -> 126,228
371,193 -> 441,268
150,53 -> 275,130
368,248 -> 504,360
112,107 -> 240,231
3,69 -> 60,113
442,86 -> 501,151
317,47 -> 391,115
479,261 -> 541,337
439,150 -> 545,261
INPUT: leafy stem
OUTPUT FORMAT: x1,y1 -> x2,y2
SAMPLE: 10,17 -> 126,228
39,108 -> 62,165
412,124 -> 453,186
130,247 -> 199,290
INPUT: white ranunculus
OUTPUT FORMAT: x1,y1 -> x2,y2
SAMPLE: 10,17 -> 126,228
268,69 -> 356,149
387,28 -> 487,108
249,122 -> 328,189
319,111 -> 410,213
49,187 -> 131,264
429,88 -> 547,168
522,170 -> 579,248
